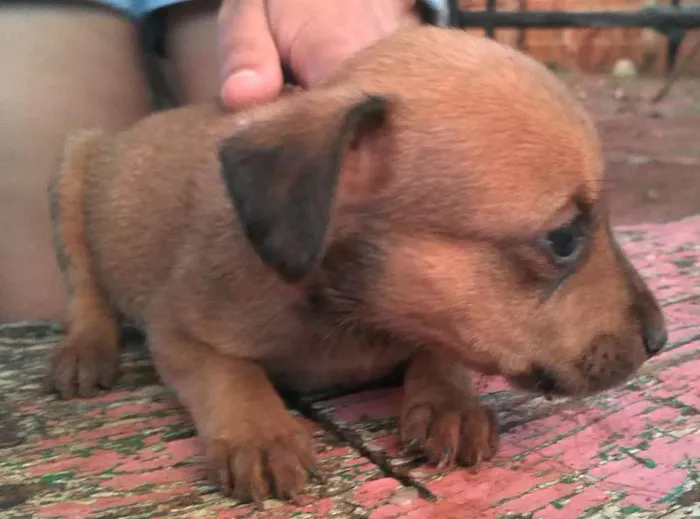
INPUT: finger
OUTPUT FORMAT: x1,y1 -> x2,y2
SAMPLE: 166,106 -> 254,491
278,0 -> 419,87
217,0 -> 283,110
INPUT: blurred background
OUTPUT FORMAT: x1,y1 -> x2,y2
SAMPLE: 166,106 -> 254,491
449,0 -> 700,227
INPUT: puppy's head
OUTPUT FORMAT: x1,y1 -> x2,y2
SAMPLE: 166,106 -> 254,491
217,27 -> 666,398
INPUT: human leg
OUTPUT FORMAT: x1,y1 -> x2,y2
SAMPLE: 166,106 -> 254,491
0,2 -> 152,323
161,0 -> 222,104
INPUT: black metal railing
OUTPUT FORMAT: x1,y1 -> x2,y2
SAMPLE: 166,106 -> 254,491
450,2 -> 700,72
454,6 -> 700,30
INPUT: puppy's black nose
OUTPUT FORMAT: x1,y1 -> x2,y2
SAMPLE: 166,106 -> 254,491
643,325 -> 668,357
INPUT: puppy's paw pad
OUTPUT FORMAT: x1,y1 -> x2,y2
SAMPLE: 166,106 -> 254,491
400,402 -> 499,471
45,333 -> 119,399
205,417 -> 319,505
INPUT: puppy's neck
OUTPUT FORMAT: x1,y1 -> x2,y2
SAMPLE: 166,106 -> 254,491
294,232 -> 386,336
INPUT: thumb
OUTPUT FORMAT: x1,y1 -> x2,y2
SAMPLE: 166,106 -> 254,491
217,0 -> 283,110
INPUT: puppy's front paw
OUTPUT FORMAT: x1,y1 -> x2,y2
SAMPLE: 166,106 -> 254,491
204,411 -> 320,505
400,396 -> 499,471
45,328 -> 119,399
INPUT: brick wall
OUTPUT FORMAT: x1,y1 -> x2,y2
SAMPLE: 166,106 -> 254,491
458,0 -> 700,74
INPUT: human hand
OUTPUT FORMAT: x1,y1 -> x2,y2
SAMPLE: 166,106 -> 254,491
217,0 -> 420,110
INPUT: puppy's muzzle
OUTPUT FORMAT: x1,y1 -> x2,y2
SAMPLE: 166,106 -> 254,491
512,265 -> 668,398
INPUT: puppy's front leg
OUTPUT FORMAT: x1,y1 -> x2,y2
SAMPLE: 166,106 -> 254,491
149,330 -> 318,504
400,349 -> 499,470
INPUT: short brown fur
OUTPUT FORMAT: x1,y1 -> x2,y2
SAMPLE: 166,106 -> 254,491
45,26 -> 667,504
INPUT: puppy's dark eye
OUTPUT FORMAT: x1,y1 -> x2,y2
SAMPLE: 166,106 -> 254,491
541,217 -> 586,266
547,228 -> 577,259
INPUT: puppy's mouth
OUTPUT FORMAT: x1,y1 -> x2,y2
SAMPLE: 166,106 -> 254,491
507,364 -> 572,398
507,363 -> 635,399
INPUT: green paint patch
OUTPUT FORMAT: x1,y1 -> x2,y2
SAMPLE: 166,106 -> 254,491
133,483 -> 156,493
656,483 -> 688,504
657,396 -> 700,416
41,471 -> 75,484
639,428 -> 655,440
550,499 -> 565,510
581,490 -> 629,517
620,504 -> 645,514
109,434 -> 148,454
560,473 -> 577,484
73,448 -> 95,458
596,445 -> 616,460
162,422 -> 195,442
550,491 -> 578,511
635,440 -> 650,451
673,258 -> 695,269
619,447 -> 657,468
580,502 -> 606,518
38,448 -> 56,458
99,465 -> 122,476
681,406 -> 699,416
640,406 -> 657,415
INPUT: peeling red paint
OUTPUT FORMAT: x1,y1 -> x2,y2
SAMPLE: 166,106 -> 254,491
0,215 -> 697,518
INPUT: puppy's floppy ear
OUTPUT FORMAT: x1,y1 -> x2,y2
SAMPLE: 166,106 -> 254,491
218,89 -> 390,283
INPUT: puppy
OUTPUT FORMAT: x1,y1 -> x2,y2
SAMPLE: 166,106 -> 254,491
45,26 -> 667,504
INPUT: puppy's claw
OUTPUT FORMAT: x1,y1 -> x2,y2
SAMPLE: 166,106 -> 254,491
400,397 -> 499,472
251,492 -> 265,511
437,447 -> 454,471
308,465 -> 327,483
42,372 -> 59,397
403,437 -> 421,454
204,415 -> 317,505
468,452 -> 483,474
45,331 -> 119,401
286,490 -> 303,506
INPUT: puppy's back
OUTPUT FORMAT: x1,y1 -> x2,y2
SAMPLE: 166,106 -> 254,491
78,103 -> 245,319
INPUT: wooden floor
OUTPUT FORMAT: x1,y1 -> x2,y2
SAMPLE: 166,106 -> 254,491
0,215 -> 698,519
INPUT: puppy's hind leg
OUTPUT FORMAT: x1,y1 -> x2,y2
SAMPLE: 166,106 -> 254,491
45,130 -> 120,399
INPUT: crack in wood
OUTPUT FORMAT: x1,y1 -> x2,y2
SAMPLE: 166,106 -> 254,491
295,397 -> 439,503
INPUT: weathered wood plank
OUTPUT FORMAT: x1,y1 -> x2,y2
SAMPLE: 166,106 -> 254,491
0,216 -> 698,518
310,216 -> 700,518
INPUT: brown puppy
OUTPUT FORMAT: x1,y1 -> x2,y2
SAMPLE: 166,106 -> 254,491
45,26 -> 667,503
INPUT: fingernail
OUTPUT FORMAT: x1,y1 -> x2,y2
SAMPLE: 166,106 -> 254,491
221,69 -> 272,110
223,69 -> 263,95
227,68 -> 262,84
